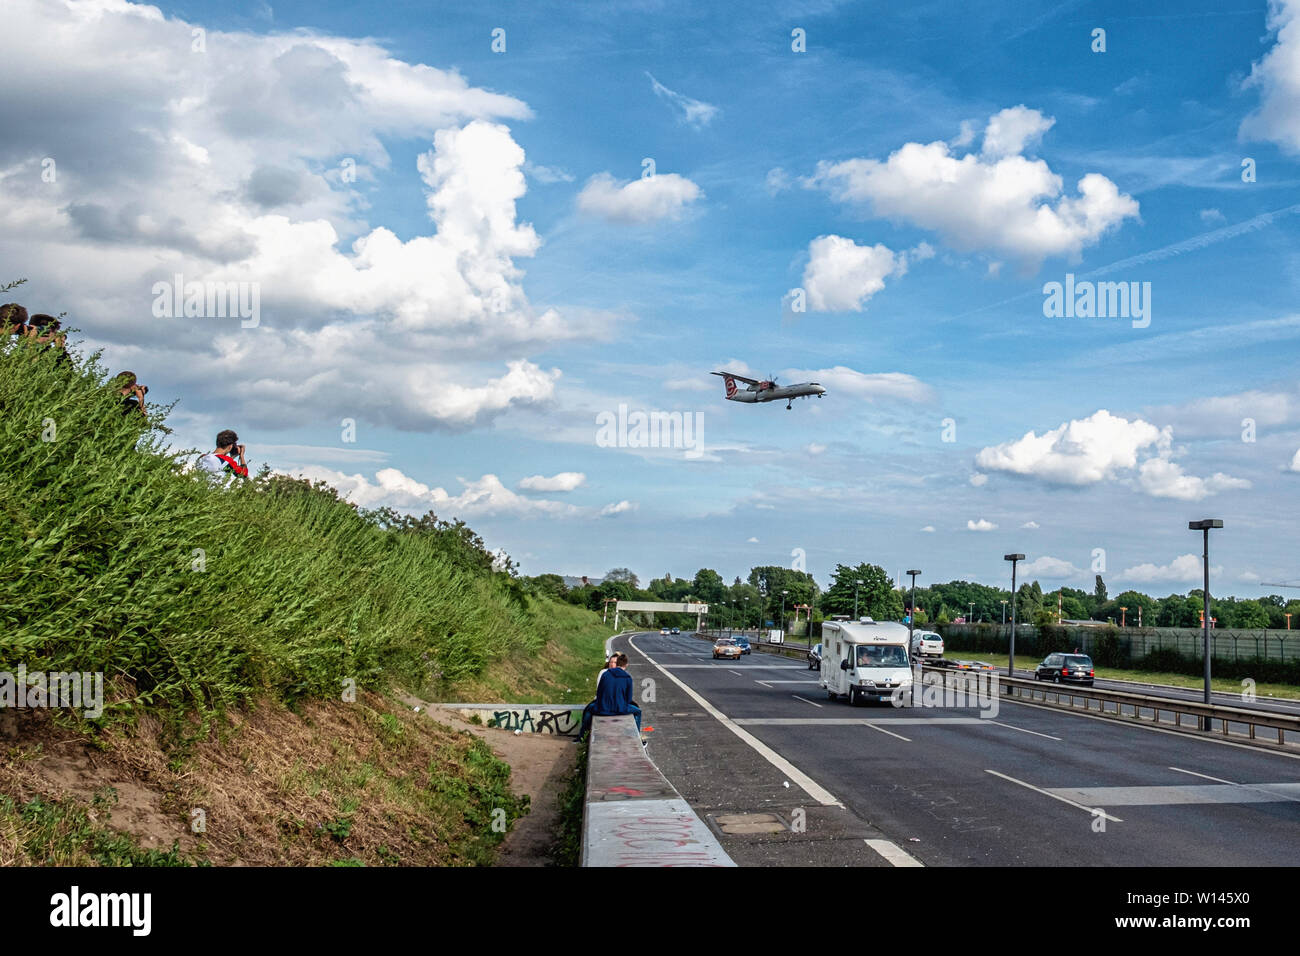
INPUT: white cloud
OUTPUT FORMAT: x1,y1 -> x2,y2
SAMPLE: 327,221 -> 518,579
599,500 -> 637,517
975,409 -> 1249,500
0,2 -> 606,432
1121,554 -> 1219,584
1288,449 -> 1300,473
976,410 -> 1166,485
967,519 -> 997,532
1137,458 -> 1251,501
801,235 -> 906,311
806,443 -> 827,455
576,172 -> 702,223
1240,0 -> 1300,153
806,107 -> 1139,267
1020,556 -> 1083,578
1021,520 -> 1040,529
785,366 -> 935,403
747,536 -> 759,543
981,105 -> 1055,159
765,167 -> 792,193
518,471 -> 586,492
525,161 -> 575,184
287,466 -> 579,517
1199,208 -> 1226,225
920,525 -> 936,533
646,73 -> 719,128
969,473 -> 988,487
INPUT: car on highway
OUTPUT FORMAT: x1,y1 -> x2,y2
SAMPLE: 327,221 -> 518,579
671,627 -> 680,634
732,635 -> 751,654
909,630 -> 944,659
712,638 -> 743,660
660,627 -> 670,635
1035,652 -> 1095,685
807,642 -> 822,670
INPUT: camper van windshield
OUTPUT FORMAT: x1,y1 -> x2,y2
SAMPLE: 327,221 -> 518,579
856,645 -> 909,668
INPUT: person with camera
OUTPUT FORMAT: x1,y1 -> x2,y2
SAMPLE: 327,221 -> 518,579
197,429 -> 250,479
114,371 -> 149,422
2,303 -> 31,338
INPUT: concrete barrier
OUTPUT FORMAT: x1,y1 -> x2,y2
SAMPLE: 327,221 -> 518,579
581,714 -> 734,867
431,703 -> 584,736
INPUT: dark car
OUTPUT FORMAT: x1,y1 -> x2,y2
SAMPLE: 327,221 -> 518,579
1035,652 -> 1095,686
733,635 -> 751,655
671,627 -> 680,634
807,642 -> 822,670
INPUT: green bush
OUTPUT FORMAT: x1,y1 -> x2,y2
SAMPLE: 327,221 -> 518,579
0,336 -> 566,727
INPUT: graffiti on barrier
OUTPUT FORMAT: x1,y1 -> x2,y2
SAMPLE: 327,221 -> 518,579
486,708 -> 582,735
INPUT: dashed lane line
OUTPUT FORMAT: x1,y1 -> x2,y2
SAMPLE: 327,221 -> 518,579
627,635 -> 842,807
864,723 -> 911,742
864,839 -> 923,867
791,695 -> 823,708
985,769 -> 1123,823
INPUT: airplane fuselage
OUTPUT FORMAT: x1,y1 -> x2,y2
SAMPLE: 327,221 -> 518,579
727,383 -> 825,403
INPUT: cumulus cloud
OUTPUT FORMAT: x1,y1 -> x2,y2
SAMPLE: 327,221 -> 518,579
1288,449 -> 1300,473
1020,556 -> 1083,578
600,500 -> 637,517
801,236 -> 905,311
967,519 -> 997,532
765,167 -> 792,194
1240,0 -> 1300,153
806,442 -> 827,455
806,106 -> 1139,267
576,172 -> 702,223
1137,458 -> 1251,501
1122,554 -> 1219,584
518,471 -> 586,492
970,473 -> 988,487
1199,208 -> 1226,225
287,466 -> 580,517
784,366 -> 935,403
0,1 -> 610,432
646,73 -> 719,128
920,525 -> 936,533
747,536 -> 759,542
1021,520 -> 1040,529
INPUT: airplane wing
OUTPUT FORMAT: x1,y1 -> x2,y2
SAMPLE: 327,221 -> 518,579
711,370 -> 760,386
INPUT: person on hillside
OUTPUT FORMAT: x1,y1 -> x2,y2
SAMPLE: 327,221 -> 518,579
197,429 -> 249,479
114,372 -> 149,422
1,303 -> 30,338
575,652 -> 641,743
27,314 -> 70,367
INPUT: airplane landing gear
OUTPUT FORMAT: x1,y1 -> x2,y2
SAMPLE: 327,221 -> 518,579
786,402 -> 792,410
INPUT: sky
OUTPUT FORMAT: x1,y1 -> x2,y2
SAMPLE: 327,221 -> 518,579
5,0 -> 1300,597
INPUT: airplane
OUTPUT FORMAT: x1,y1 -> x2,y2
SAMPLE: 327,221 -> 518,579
711,371 -> 826,409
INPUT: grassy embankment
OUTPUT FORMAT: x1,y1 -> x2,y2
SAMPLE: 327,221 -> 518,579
0,332 -> 607,864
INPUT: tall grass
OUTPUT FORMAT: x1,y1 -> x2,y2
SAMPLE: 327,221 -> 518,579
0,337 -> 571,728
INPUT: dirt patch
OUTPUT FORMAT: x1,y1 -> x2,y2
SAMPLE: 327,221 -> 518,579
0,691 -> 526,867
423,708 -> 577,866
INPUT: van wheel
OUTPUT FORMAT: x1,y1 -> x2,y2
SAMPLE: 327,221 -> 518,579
848,688 -> 860,707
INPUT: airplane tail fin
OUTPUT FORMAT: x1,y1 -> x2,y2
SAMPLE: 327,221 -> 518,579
720,374 -> 736,398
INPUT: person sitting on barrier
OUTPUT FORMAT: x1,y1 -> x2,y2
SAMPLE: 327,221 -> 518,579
574,655 -> 618,743
576,652 -> 641,742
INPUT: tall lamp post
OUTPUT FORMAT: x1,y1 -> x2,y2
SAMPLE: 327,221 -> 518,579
968,602 -> 975,624
780,589 -> 789,638
1001,600 -> 1008,625
1189,519 -> 1223,729
854,579 -> 864,619
1120,606 -> 1127,627
1004,554 -> 1025,677
907,570 -> 922,643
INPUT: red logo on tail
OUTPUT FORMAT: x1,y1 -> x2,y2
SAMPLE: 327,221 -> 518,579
723,375 -> 736,398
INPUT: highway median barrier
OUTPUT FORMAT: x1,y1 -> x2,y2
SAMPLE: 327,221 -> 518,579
581,714 -> 735,867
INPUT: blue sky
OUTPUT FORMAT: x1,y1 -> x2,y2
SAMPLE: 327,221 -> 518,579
6,0 -> 1300,596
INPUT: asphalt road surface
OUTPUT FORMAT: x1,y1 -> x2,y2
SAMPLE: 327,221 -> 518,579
620,631 -> 1300,867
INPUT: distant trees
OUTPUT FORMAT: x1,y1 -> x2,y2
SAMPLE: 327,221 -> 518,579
822,563 -> 901,621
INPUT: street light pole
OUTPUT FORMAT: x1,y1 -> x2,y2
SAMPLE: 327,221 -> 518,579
969,602 -> 975,624
1004,554 -> 1025,678
854,579 -> 863,620
1001,600 -> 1007,625
907,569 -> 921,645
1189,519 -> 1223,729
780,589 -> 789,638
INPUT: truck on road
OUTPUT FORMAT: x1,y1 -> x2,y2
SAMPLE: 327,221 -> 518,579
820,618 -> 914,705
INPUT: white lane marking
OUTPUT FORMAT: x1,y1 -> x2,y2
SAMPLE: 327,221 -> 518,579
864,723 -> 911,742
734,717 -> 986,726
1001,695 -> 1300,761
628,636 -> 842,807
864,839 -> 923,867
1047,782 -> 1300,806
760,679 -> 823,684
662,664 -> 806,670
985,769 -> 1123,823
988,720 -> 1061,740
729,669 -> 743,676
1169,766 -> 1300,805
791,695 -> 823,708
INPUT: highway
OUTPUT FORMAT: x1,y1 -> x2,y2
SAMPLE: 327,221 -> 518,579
621,631 -> 1300,867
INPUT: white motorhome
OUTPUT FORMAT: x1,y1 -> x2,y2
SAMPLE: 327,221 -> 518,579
820,618 -> 914,705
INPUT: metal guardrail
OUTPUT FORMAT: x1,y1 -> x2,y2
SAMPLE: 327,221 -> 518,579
922,667 -> 1300,747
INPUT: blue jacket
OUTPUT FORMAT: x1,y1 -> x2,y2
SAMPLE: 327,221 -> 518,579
594,666 -> 634,715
